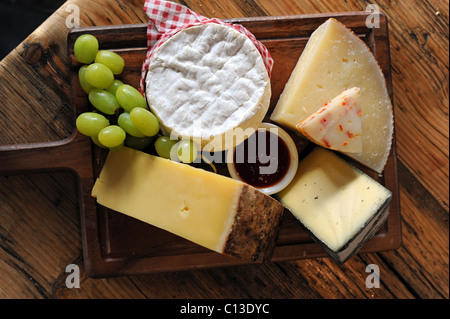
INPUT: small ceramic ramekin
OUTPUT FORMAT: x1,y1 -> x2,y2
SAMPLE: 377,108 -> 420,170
227,122 -> 299,195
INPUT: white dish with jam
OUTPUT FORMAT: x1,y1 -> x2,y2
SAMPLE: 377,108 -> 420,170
226,122 -> 298,195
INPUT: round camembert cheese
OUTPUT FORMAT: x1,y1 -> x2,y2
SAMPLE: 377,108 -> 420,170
145,23 -> 271,152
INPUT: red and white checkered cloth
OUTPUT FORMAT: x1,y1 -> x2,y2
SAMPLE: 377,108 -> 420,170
139,0 -> 273,93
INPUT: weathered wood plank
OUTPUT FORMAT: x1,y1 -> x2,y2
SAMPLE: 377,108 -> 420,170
0,172 -> 80,298
382,0 -> 449,211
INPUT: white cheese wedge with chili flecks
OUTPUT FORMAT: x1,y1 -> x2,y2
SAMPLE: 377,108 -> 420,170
296,87 -> 362,153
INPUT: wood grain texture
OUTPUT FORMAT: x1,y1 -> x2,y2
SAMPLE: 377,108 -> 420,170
0,0 -> 448,299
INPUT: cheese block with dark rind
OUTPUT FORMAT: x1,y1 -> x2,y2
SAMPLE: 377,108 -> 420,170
277,147 -> 392,265
91,147 -> 284,263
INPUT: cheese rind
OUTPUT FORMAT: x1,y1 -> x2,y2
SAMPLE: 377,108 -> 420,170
270,18 -> 393,173
145,23 -> 271,152
297,87 -> 363,153
91,147 -> 284,262
277,147 -> 392,264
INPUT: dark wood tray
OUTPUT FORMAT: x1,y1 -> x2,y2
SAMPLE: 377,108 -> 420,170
0,12 -> 401,278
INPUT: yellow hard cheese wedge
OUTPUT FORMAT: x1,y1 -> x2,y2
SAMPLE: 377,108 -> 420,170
91,147 -> 285,262
297,87 -> 362,153
277,147 -> 392,265
271,18 -> 393,173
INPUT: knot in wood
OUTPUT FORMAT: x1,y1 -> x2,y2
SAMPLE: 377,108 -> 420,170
23,43 -> 44,65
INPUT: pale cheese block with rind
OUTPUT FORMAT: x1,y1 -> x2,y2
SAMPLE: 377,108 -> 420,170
270,18 -> 393,173
91,147 -> 284,262
145,23 -> 271,152
297,87 -> 363,153
277,147 -> 392,265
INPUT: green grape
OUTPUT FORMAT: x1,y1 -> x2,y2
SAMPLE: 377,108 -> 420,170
78,65 -> 95,94
95,50 -> 125,75
106,79 -> 124,95
118,112 -> 145,137
89,89 -> 120,115
176,139 -> 198,164
116,84 -> 147,112
91,135 -> 107,148
74,34 -> 98,64
98,125 -> 126,148
154,135 -> 178,159
129,107 -> 160,137
125,135 -> 153,150
76,112 -> 110,137
84,63 -> 114,89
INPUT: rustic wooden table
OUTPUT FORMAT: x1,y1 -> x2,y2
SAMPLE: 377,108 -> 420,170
0,0 -> 448,300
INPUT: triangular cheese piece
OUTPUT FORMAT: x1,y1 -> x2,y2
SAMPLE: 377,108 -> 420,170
270,18 -> 393,173
297,87 -> 362,153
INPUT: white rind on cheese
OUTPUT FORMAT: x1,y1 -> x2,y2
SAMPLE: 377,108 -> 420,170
270,18 -> 394,173
297,87 -> 363,153
91,147 -> 284,262
277,147 -> 392,264
145,23 -> 271,151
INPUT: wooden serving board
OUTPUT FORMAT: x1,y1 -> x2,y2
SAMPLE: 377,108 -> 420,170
0,12 -> 401,278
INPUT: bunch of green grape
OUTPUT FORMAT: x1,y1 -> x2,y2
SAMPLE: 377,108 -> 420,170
73,34 -> 198,163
